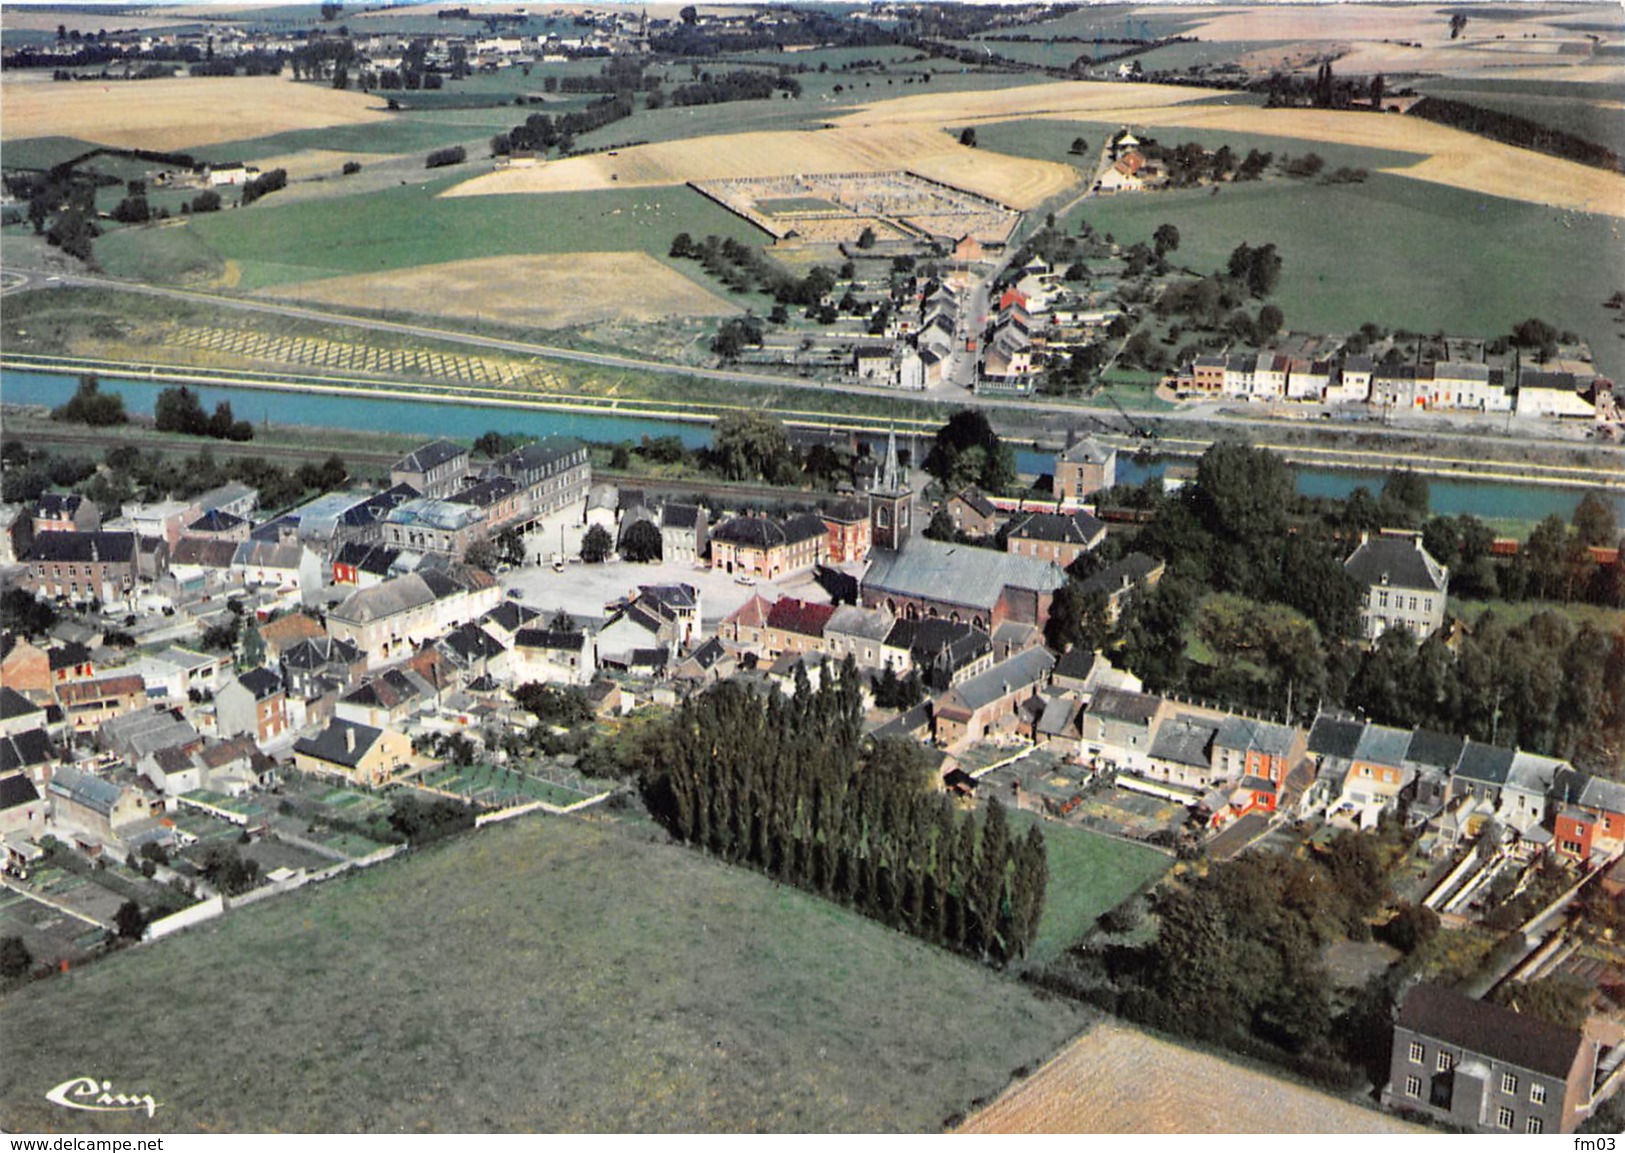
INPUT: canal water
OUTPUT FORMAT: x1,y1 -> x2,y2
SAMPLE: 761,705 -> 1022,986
4,368 -> 1621,524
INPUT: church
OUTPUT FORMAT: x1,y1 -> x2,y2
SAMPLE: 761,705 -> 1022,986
857,430 -> 1068,634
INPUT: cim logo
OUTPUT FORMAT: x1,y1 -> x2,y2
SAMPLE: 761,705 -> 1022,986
45,1076 -> 161,1118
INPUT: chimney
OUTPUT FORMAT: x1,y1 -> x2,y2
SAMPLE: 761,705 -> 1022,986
345,725 -> 356,754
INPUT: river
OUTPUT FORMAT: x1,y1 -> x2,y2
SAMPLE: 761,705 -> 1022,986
4,368 -> 1621,525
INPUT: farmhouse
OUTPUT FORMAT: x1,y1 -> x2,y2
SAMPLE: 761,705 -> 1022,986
932,647 -> 1055,749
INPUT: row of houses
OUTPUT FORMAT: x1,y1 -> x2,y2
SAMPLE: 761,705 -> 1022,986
1173,351 -> 1606,418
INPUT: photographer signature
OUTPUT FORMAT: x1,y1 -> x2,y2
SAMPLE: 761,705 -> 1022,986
45,1076 -> 161,1118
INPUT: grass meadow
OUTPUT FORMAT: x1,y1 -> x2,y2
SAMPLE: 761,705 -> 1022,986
118,178 -> 771,292
0,814 -> 1089,1133
1069,163 -> 1625,382
1006,809 -> 1172,965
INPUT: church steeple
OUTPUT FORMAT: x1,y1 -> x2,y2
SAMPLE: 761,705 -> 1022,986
879,426 -> 905,494
869,425 -> 913,552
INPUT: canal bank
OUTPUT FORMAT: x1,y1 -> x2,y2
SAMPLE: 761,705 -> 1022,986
4,365 -> 1621,528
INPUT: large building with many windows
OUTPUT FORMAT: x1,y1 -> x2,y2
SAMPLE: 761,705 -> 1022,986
1345,531 -> 1448,643
1386,983 -> 1619,1133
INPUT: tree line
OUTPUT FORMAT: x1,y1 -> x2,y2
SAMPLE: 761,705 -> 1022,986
670,68 -> 800,106
634,661 -> 1048,966
1410,95 -> 1621,174
492,94 -> 635,157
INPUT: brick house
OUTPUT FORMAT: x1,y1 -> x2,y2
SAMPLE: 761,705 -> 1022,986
946,487 -> 1000,538
215,667 -> 290,745
820,498 -> 871,565
932,647 -> 1054,749
24,531 -> 139,603
1054,437 -> 1117,502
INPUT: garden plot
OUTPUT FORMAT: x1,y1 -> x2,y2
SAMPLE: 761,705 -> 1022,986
415,762 -> 604,809
0,886 -> 105,969
159,324 -> 562,389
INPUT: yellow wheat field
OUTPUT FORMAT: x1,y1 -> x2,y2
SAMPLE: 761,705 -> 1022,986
258,252 -> 741,327
959,1020 -> 1426,1134
1031,102 -> 1625,217
0,74 -> 391,150
445,121 -> 1084,210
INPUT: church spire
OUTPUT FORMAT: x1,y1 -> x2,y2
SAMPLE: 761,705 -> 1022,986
880,425 -> 904,493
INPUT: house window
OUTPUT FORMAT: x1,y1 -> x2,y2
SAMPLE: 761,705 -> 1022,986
1408,1041 -> 1424,1064
1496,1107 -> 1513,1130
1526,1118 -> 1543,1134
1436,1051 -> 1453,1073
1404,1076 -> 1421,1099
1378,591 -> 1389,609
1501,1073 -> 1517,1096
1530,1084 -> 1546,1105
1562,840 -> 1585,856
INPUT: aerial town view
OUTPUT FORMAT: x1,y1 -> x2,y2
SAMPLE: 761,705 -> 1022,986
1,0 -> 1624,1138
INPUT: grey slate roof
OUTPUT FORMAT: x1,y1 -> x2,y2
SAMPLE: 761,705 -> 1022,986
294,719 -> 384,769
0,773 -> 40,811
862,536 -> 1066,612
1404,728 -> 1466,772
1037,695 -> 1079,738
394,439 -> 466,474
1007,509 -> 1106,547
1214,715 -> 1297,759
48,765 -> 126,816
1579,774 -> 1625,814
1308,714 -> 1365,760
0,729 -> 54,772
0,686 -> 43,721
1052,648 -> 1098,683
1344,535 -> 1447,593
1396,982 -> 1582,1081
1149,714 -> 1218,768
1454,740 -> 1516,787
1057,436 -> 1114,466
1353,723 -> 1412,767
1088,688 -> 1162,726
27,531 -> 136,564
826,605 -> 894,643
236,667 -> 283,701
1078,553 -> 1162,597
942,647 -> 1054,712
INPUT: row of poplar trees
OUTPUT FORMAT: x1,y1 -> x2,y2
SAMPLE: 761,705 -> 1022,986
638,656 -> 1049,966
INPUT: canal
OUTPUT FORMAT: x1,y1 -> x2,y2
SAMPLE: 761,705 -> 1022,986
4,367 -> 1621,525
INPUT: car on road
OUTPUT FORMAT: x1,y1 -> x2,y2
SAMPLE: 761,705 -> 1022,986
735,574 -> 757,586
506,588 -> 523,598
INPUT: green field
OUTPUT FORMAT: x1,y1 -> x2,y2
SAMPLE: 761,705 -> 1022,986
110,177 -> 771,292
0,815 -> 1090,1132
1007,810 -> 1171,964
1072,168 -> 1625,382
1449,597 -> 1625,634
